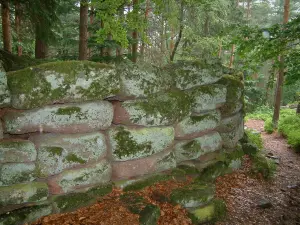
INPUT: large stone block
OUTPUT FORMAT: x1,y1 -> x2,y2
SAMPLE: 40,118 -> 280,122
48,160 -> 111,195
109,126 -> 174,161
4,101 -> 113,134
169,59 -> 223,90
220,120 -> 244,148
7,61 -> 119,109
113,90 -> 192,126
219,101 -> 243,117
174,132 -> 222,163
0,140 -> 36,163
0,182 -> 48,206
112,149 -> 176,180
0,163 -> 36,186
218,112 -> 243,133
217,74 -> 243,103
118,61 -> 172,98
0,204 -> 52,225
29,132 -> 107,177
0,63 -> 11,108
175,110 -> 221,139
188,84 -> 227,113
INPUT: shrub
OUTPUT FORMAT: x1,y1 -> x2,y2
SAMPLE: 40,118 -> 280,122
264,118 -> 274,134
245,129 -> 263,149
251,155 -> 277,180
245,105 -> 272,121
278,114 -> 300,152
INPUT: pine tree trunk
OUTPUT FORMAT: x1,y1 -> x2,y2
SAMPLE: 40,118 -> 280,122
140,0 -> 149,59
1,0 -> 12,53
79,0 -> 88,60
35,38 -> 48,59
272,0 -> 290,128
131,0 -> 139,63
88,6 -> 94,58
15,1 -> 22,56
229,44 -> 235,68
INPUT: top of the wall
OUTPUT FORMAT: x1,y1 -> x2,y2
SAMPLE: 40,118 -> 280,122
5,59 -> 225,109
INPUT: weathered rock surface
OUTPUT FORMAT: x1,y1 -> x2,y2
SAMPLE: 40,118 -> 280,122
0,163 -> 36,186
0,140 -> 36,163
4,101 -> 113,134
0,204 -> 52,225
113,90 -> 192,126
112,149 -> 176,180
0,63 -> 11,108
218,112 -> 243,133
109,126 -> 174,161
188,84 -> 227,113
220,120 -> 244,148
48,160 -> 111,194
118,61 -> 172,98
30,132 -> 107,177
174,132 -> 222,163
0,182 -> 48,206
220,100 -> 243,117
170,59 -> 223,90
175,110 -> 221,139
7,61 -> 119,109
217,74 -> 243,102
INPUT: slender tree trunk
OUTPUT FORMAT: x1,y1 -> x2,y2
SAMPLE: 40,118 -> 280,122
229,44 -> 235,68
297,102 -> 300,114
160,16 -> 165,54
100,20 -> 105,57
1,0 -> 12,53
170,0 -> 184,62
79,0 -> 88,60
272,0 -> 290,128
140,0 -> 150,59
131,0 -> 139,63
15,1 -> 22,56
246,0 -> 251,20
88,6 -> 94,58
35,37 -> 48,59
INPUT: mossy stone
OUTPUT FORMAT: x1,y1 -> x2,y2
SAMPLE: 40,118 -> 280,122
217,74 -> 243,103
7,61 -> 119,109
0,204 -> 52,225
0,69 -> 10,108
174,132 -> 222,163
0,140 -> 36,163
0,182 -> 48,206
123,175 -> 171,192
109,126 -> 174,161
170,184 -> 214,208
139,204 -> 160,225
189,199 -> 226,224
194,161 -> 229,183
218,112 -> 243,133
0,163 -> 36,186
220,119 -> 244,149
52,184 -> 112,213
242,143 -> 259,156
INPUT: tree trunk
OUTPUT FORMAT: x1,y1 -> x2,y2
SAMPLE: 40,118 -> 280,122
140,0 -> 150,59
272,0 -> 290,128
131,0 -> 139,63
297,102 -> 300,114
35,38 -> 48,59
229,44 -> 235,68
1,0 -> 12,53
79,0 -> 88,60
170,0 -> 184,62
246,0 -> 251,20
88,6 -> 94,58
15,1 -> 22,56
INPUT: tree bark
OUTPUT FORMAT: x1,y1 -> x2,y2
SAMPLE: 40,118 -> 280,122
140,0 -> 150,58
297,102 -> 300,114
79,0 -> 88,60
246,0 -> 251,20
15,1 -> 22,56
229,44 -> 235,68
272,0 -> 290,128
88,6 -> 94,58
1,0 -> 12,53
170,0 -> 184,62
131,0 -> 139,63
35,38 -> 48,59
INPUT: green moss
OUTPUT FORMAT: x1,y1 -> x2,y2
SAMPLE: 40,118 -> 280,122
251,154 -> 277,180
28,187 -> 48,202
177,165 -> 200,174
182,140 -> 201,154
194,161 -> 229,183
86,184 -> 112,197
120,192 -> 147,214
46,146 -> 63,157
123,175 -> 171,192
130,89 -> 193,125
242,143 -> 258,156
56,107 -> 81,115
217,75 -> 243,103
190,113 -> 219,125
245,129 -> 263,149
64,153 -> 86,164
139,204 -> 160,225
114,126 -> 153,159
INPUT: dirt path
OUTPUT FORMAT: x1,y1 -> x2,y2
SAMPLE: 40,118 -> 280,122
216,119 -> 300,225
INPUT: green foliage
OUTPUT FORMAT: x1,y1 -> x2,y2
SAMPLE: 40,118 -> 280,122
278,114 -> 300,152
251,154 -> 277,180
264,119 -> 274,134
245,129 -> 263,149
245,105 -> 272,121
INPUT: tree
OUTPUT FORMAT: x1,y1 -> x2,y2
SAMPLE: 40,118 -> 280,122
272,0 -> 290,128
79,0 -> 88,60
15,1 -> 22,56
1,0 -> 12,53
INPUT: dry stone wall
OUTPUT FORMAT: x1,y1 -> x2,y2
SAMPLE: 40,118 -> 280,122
0,59 -> 244,225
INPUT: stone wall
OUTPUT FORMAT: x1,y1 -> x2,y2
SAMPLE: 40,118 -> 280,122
0,59 -> 244,224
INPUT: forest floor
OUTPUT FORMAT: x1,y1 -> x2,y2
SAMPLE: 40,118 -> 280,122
216,119 -> 300,225
31,119 -> 300,225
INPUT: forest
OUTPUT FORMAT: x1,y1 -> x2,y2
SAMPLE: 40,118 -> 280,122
0,0 -> 300,224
